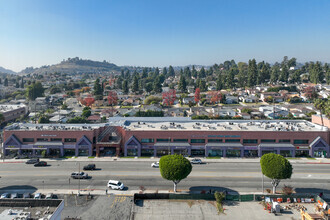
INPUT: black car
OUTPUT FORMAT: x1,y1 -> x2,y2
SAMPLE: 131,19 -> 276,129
34,161 -> 47,167
26,158 -> 40,164
83,164 -> 96,170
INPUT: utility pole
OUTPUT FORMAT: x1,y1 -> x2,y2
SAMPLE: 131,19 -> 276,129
78,162 -> 80,195
262,173 -> 264,193
168,137 -> 170,155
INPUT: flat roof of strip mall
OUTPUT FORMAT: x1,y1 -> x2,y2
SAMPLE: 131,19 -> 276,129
4,117 -> 329,132
108,117 -> 329,132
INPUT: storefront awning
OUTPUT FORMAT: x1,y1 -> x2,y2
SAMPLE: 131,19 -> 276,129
205,143 -> 243,147
154,143 -> 190,147
33,141 -> 63,146
258,143 -> 295,148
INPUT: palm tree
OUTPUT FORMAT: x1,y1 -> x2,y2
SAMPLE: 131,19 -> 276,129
314,99 -> 326,126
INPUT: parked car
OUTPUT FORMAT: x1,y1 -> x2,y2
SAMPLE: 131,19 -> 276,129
151,162 -> 159,168
23,192 -> 31,199
34,193 -> 42,199
107,180 -> 124,190
1,193 -> 10,198
191,159 -> 203,164
11,193 -> 18,199
71,172 -> 89,179
45,193 -> 54,199
26,158 -> 40,164
83,164 -> 96,170
34,161 -> 47,167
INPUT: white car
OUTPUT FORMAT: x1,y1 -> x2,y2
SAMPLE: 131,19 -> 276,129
151,162 -> 159,168
1,193 -> 10,199
34,193 -> 41,199
108,180 -> 124,190
191,159 -> 203,164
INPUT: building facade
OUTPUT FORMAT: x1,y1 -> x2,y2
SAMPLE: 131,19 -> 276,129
2,117 -> 330,158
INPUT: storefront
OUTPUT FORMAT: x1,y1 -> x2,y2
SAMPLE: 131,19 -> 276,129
309,137 -> 329,158
141,146 -> 154,157
258,144 -> 295,157
191,146 -> 205,157
124,136 -> 141,157
244,146 -> 258,157
205,143 -> 243,157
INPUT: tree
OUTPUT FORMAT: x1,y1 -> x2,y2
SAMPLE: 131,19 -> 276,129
325,63 -> 330,84
162,89 -> 176,106
131,75 -> 139,93
314,98 -> 326,126
209,91 -> 224,104
162,67 -> 168,76
107,90 -> 118,106
145,82 -> 153,93
93,78 -> 102,96
38,115 -> 50,124
226,68 -> 235,89
4,78 -> 8,86
122,80 -> 129,94
304,86 -> 318,101
144,95 -> 162,105
168,66 -> 175,77
82,108 -> 92,118
194,88 -> 201,103
178,75 -> 187,93
159,154 -> 192,192
279,65 -> 289,83
260,153 -> 292,194
26,81 -> 45,100
84,95 -> 95,107
153,76 -> 162,93
198,67 -> 206,78
247,59 -> 257,87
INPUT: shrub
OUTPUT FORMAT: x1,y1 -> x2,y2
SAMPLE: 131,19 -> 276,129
282,185 -> 294,195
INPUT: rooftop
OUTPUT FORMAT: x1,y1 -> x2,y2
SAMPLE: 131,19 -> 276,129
0,105 -> 26,113
5,123 -> 106,131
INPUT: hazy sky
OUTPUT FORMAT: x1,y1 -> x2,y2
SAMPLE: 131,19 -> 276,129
1,0 -> 330,72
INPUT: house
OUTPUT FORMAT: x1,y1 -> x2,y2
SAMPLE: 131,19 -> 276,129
260,92 -> 285,103
49,115 -> 67,123
87,115 -> 101,123
182,97 -> 195,105
238,112 -> 251,119
240,95 -> 258,103
211,107 -> 237,117
225,96 -> 239,104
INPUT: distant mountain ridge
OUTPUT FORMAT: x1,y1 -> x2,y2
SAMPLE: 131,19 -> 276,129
0,66 -> 16,74
19,57 -> 121,75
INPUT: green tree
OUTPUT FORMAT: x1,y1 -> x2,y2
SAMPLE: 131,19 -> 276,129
314,99 -> 326,126
192,65 -> 198,78
38,115 -> 50,124
153,76 -> 162,93
122,80 -> 129,94
270,65 -> 280,83
279,65 -> 289,83
159,154 -> 192,192
168,66 -> 175,77
178,75 -> 187,93
247,59 -> 257,87
145,82 -> 153,93
93,78 -> 103,96
198,67 -> 206,78
26,81 -> 45,100
4,78 -> 8,86
325,63 -> 330,84
226,68 -> 235,89
82,108 -> 91,118
260,153 -> 293,194
162,67 -> 168,77
131,75 -> 139,93
144,95 -> 162,105
184,67 -> 191,78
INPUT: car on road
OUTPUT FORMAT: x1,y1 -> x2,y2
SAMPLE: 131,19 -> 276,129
34,193 -> 42,199
151,162 -> 159,168
83,164 -> 96,170
26,158 -> 40,164
11,193 -> 18,199
190,159 -> 203,164
108,180 -> 124,190
34,161 -> 47,167
1,193 -> 10,198
23,192 -> 31,199
71,172 -> 89,179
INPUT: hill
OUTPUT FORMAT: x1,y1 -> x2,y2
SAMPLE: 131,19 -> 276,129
0,66 -> 16,74
19,57 -> 121,75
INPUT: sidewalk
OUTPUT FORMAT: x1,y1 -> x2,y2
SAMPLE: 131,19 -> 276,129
1,157 -> 330,164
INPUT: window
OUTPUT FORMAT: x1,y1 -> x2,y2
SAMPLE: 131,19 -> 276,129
141,138 -> 154,143
156,138 -> 170,142
23,138 -> 34,142
294,139 -> 309,144
51,138 -> 62,142
173,139 -> 188,142
279,139 -> 290,143
261,139 -> 276,143
64,138 -> 77,142
225,139 -> 240,143
191,139 -> 205,143
243,139 -> 258,144
208,139 -> 222,143
37,138 -> 48,141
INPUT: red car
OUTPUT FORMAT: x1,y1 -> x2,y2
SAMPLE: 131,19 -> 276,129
34,161 -> 47,167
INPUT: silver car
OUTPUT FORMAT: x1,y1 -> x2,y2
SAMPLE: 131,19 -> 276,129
11,193 -> 18,199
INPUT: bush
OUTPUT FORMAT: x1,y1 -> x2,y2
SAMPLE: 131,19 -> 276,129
282,185 -> 294,195
214,191 -> 225,214
41,150 -> 47,158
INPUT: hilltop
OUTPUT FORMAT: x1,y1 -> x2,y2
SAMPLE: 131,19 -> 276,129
0,66 -> 16,74
18,57 -> 121,75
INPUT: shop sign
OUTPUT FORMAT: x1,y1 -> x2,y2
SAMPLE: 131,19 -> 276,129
41,135 -> 57,137
7,146 -> 17,148
174,147 -> 187,149
227,147 -> 241,150
296,146 -> 309,150
37,146 -> 45,148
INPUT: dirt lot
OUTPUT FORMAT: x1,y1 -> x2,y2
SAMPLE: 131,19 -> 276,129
132,200 -> 317,220
61,194 -> 133,220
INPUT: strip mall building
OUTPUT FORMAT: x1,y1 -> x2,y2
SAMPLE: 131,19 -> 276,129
2,117 -> 330,158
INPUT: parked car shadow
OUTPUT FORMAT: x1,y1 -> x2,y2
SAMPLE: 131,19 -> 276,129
294,187 -> 330,194
189,186 -> 238,194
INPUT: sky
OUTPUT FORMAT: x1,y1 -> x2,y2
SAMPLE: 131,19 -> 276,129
0,0 -> 330,72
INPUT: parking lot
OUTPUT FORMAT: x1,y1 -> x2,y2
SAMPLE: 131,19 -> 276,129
132,200 -> 315,220
61,194 -> 133,220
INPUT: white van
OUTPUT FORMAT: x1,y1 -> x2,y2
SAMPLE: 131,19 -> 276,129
107,180 -> 124,190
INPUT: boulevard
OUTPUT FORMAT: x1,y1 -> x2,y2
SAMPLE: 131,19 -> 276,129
0,160 -> 329,194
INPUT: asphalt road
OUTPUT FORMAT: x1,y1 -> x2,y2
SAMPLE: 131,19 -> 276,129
0,161 -> 330,193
